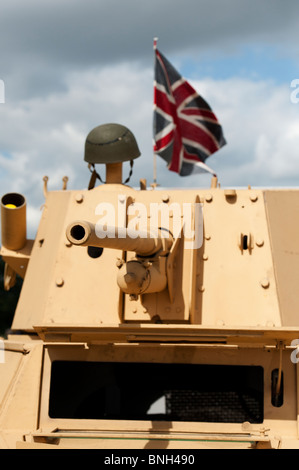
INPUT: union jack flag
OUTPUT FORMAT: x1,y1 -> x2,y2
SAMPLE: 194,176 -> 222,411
153,46 -> 226,176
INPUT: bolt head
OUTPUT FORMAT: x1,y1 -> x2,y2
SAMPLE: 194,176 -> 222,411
75,193 -> 84,203
116,258 -> 124,268
256,238 -> 264,247
56,277 -> 64,287
260,278 -> 270,288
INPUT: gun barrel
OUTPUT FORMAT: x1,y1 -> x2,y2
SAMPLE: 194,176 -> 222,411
1,193 -> 27,250
66,220 -> 172,256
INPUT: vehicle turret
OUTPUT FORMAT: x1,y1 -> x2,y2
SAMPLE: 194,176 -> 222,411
1,123 -> 299,449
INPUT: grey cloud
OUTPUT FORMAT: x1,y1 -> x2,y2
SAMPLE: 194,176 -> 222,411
1,0 -> 299,100
3,0 -> 299,61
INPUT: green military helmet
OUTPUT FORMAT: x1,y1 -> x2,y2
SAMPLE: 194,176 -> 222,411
84,123 -> 141,165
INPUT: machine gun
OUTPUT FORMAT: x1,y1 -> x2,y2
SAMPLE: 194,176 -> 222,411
66,220 -> 173,296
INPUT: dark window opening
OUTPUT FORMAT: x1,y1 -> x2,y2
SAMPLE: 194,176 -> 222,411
243,235 -> 248,250
49,362 -> 264,423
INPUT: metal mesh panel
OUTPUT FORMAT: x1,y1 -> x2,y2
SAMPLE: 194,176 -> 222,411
165,389 -> 263,423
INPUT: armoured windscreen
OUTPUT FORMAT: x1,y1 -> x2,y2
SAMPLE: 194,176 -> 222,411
49,362 -> 264,423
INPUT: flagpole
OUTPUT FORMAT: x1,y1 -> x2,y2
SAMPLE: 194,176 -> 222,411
152,37 -> 159,189
153,152 -> 157,188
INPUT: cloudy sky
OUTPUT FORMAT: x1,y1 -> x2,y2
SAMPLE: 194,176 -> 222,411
1,0 -> 299,236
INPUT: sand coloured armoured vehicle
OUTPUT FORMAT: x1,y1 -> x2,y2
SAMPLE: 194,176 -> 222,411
1,123 -> 299,449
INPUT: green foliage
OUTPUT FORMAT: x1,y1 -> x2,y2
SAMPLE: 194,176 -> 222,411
0,257 -> 23,337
